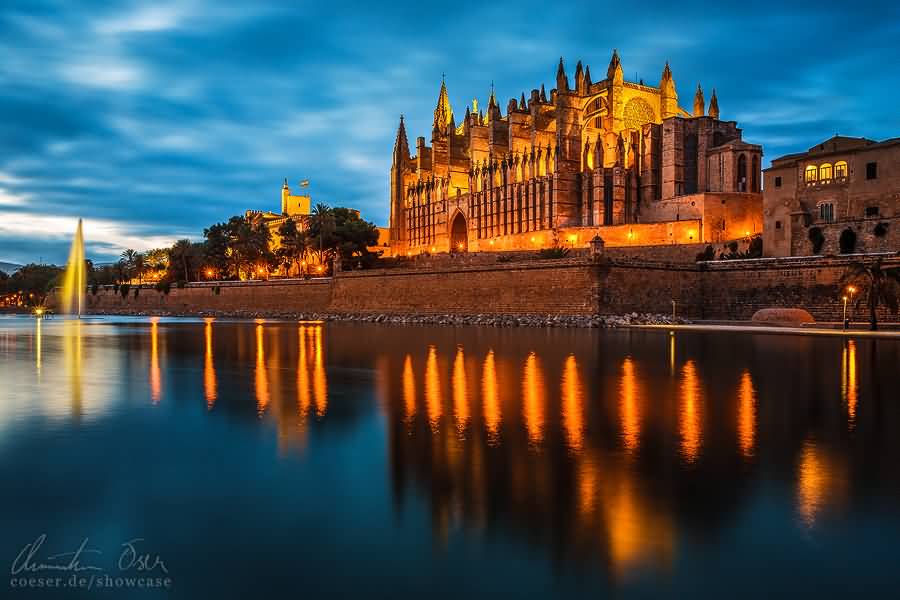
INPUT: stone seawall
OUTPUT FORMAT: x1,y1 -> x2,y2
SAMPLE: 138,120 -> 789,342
83,254 -> 900,323
85,279 -> 332,315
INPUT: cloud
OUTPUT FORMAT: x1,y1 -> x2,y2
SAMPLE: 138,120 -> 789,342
1,0 -> 899,265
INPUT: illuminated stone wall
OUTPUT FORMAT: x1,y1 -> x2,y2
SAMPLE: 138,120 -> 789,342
84,256 -> 900,323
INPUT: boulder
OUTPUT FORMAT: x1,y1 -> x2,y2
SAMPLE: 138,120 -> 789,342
751,308 -> 815,326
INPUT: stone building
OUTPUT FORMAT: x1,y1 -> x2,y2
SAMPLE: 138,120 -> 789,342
389,50 -> 763,255
763,136 -> 900,257
245,179 -> 321,277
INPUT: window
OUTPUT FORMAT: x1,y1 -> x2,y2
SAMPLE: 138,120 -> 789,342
775,220 -> 782,229
865,206 -> 880,218
819,202 -> 835,223
835,160 -> 848,178
819,163 -> 833,181
866,162 -> 878,179
774,176 -> 782,188
805,165 -> 818,182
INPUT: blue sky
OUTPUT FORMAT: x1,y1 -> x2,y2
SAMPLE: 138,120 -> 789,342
1,0 -> 898,265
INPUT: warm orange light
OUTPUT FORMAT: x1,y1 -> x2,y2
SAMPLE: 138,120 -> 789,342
846,285 -> 856,294
317,265 -> 324,273
430,246 -> 436,253
744,231 -> 751,237
530,236 -> 536,243
457,242 -> 464,250
489,239 -> 495,246
452,346 -> 469,436
33,307 -> 44,316
425,345 -> 441,431
206,269 -> 214,277
842,296 -> 848,302
568,235 -> 577,243
688,230 -> 696,239
627,229 -> 634,240
522,352 -> 545,447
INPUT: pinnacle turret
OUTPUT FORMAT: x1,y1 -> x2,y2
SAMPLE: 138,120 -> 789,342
394,114 -> 410,157
556,57 -> 569,92
693,83 -> 705,117
432,79 -> 454,133
708,88 -> 720,119
607,48 -> 623,82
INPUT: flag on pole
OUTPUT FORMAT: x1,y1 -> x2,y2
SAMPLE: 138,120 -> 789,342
299,179 -> 310,187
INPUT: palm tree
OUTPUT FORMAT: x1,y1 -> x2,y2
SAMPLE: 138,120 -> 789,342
307,203 -> 335,265
843,259 -> 900,331
120,249 -> 138,282
170,239 -> 193,282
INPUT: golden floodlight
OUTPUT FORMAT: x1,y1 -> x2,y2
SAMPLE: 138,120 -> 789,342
317,265 -> 324,273
457,242 -> 464,250
430,246 -> 436,253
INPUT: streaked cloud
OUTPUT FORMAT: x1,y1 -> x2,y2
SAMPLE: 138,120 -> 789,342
1,0 -> 898,265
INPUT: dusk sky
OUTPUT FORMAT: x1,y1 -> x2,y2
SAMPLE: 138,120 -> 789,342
1,0 -> 898,266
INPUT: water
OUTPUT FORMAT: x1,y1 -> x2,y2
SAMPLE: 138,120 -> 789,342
59,219 -> 85,316
1,315 -> 899,599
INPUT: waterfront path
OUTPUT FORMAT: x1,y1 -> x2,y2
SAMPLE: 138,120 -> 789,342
636,322 -> 900,338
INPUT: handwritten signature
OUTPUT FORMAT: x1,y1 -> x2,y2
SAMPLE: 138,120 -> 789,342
10,535 -> 168,575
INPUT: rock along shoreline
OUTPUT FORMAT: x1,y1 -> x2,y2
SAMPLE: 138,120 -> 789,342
87,310 -> 691,329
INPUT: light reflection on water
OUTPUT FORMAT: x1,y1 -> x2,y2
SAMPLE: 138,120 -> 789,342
1,316 -> 899,598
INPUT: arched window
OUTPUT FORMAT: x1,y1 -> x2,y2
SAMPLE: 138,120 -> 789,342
751,155 -> 760,192
804,165 -> 818,183
835,160 -> 848,178
818,202 -> 834,223
737,154 -> 747,192
819,163 -> 833,181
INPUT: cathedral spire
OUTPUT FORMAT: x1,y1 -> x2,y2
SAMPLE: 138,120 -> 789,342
540,83 -> 547,102
708,88 -> 720,119
394,114 -> 410,158
574,60 -> 584,92
556,57 -> 569,92
660,61 -> 678,119
432,78 -> 454,133
607,48 -> 623,82
584,64 -> 592,88
520,92 -> 527,111
693,83 -> 705,117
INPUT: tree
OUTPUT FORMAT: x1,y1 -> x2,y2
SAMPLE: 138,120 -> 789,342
843,259 -> 900,331
169,239 -> 194,282
203,222 -> 231,278
144,248 -> 169,275
3,264 -> 64,305
306,203 -> 336,265
225,216 -> 272,279
277,218 -> 309,276
120,249 -> 138,282
331,207 -> 380,268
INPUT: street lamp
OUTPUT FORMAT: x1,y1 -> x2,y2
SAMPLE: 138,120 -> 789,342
842,295 -> 849,330
846,285 -> 857,328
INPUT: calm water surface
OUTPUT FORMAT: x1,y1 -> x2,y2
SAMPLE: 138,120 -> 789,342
1,315 -> 899,598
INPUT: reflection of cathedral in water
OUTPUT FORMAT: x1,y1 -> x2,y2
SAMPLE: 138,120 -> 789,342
368,329 -> 891,579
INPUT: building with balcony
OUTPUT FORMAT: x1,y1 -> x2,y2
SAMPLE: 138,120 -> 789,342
763,135 -> 900,256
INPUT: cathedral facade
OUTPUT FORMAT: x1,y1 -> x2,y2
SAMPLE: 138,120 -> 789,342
389,50 -> 763,255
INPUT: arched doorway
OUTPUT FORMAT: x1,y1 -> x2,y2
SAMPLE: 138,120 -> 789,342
450,211 -> 468,253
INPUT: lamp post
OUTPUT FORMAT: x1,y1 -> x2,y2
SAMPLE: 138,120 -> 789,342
842,295 -> 849,330
846,285 -> 857,328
